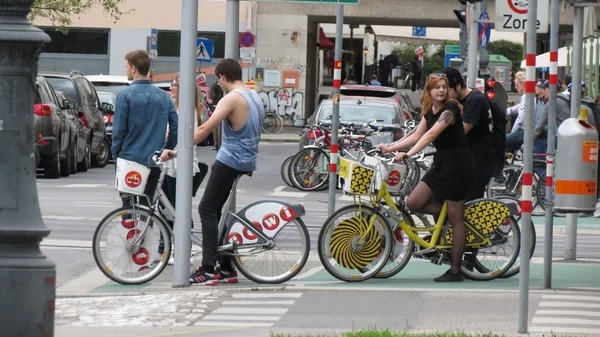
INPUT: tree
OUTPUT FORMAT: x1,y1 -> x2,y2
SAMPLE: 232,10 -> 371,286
30,0 -> 131,33
486,39 -> 524,74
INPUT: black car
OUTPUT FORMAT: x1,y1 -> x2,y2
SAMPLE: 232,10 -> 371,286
56,90 -> 92,172
41,71 -> 110,168
34,76 -> 74,178
96,90 -> 116,162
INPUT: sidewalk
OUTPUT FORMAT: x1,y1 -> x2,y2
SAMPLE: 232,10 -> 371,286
261,126 -> 301,143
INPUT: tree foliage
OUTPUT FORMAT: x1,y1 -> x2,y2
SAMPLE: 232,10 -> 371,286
486,39 -> 524,74
29,0 -> 131,33
391,40 -> 459,75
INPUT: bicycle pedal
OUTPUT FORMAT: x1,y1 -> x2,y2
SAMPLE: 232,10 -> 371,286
413,247 -> 435,257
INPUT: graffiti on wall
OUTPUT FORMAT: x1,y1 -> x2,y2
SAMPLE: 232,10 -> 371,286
258,88 -> 303,120
261,56 -> 305,77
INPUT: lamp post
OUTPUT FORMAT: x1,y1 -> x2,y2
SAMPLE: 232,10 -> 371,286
0,0 -> 56,336
362,46 -> 368,84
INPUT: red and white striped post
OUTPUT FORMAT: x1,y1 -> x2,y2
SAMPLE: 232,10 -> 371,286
543,0 -> 559,288
518,0 -> 537,333
328,6 -> 344,217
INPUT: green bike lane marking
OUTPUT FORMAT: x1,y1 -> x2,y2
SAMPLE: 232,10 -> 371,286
90,260 -> 600,293
532,215 -> 600,230
293,260 -> 600,290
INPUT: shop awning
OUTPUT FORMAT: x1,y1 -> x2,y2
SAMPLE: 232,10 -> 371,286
318,27 -> 334,50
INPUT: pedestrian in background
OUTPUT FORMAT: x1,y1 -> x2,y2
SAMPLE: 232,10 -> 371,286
209,78 -> 224,149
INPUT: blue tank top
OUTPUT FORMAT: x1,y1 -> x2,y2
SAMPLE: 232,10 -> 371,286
216,89 -> 264,172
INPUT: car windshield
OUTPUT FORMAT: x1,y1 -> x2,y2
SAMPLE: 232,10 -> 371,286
97,92 -> 116,106
46,78 -> 77,102
318,102 -> 397,124
90,82 -> 129,94
340,89 -> 396,99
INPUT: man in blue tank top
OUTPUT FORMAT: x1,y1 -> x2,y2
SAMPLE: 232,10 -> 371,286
161,59 -> 264,285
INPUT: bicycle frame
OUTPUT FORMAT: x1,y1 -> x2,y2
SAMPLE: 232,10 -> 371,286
356,162 -> 493,250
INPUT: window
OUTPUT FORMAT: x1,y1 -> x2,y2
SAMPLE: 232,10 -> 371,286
41,28 -> 109,55
157,30 -> 225,58
46,78 -> 77,103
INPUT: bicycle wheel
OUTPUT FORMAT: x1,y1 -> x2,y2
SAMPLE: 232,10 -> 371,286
372,209 -> 415,279
280,155 -> 295,188
318,204 -> 393,282
536,171 -> 547,211
289,148 -> 330,191
486,165 -> 540,210
92,206 -> 172,285
460,199 -> 521,281
225,217 -> 310,284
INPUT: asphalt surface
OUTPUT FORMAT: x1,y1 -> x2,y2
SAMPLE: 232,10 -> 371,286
37,143 -> 600,289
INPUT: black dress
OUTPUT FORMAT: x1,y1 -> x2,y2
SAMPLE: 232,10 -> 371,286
421,100 -> 476,202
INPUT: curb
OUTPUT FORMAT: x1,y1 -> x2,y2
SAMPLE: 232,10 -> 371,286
260,136 -> 300,143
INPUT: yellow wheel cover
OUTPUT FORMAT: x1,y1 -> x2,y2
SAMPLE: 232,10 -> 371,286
329,216 -> 381,269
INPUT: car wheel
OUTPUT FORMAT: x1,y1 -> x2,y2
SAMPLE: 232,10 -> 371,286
70,139 -> 77,174
77,141 -> 91,172
91,137 -> 109,168
45,146 -> 61,179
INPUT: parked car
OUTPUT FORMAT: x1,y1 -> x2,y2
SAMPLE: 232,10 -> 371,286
96,90 -> 117,162
297,96 -> 406,149
34,76 -> 74,178
42,71 -> 110,168
332,85 -> 413,121
56,90 -> 92,172
86,74 -> 131,94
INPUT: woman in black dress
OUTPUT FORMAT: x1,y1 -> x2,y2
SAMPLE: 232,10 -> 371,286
378,73 -> 476,282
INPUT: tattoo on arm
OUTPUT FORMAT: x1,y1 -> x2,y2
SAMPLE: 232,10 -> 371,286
437,109 -> 456,125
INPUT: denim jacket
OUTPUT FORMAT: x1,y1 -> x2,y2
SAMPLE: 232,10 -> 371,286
111,80 -> 178,167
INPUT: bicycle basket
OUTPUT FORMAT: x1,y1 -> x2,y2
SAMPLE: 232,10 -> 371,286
338,157 -> 376,195
364,156 -> 408,194
115,158 -> 151,196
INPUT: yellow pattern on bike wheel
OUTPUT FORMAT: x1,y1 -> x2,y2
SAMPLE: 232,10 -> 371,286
329,216 -> 382,269
445,200 -> 511,244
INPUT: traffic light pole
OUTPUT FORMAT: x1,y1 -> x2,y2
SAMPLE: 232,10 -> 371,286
466,1 -> 480,87
518,0 -> 538,333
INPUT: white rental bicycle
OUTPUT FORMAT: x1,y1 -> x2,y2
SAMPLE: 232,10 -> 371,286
92,152 -> 311,285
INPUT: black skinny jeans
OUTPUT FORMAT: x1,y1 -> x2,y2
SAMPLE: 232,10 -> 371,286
199,160 -> 246,270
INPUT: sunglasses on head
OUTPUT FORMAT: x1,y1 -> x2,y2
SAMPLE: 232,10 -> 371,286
428,73 -> 447,79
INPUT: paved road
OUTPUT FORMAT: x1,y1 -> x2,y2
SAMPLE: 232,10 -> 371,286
38,143 -> 600,288
53,288 -> 600,336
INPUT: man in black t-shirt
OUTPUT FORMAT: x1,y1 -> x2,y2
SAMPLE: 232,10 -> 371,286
441,67 -> 493,201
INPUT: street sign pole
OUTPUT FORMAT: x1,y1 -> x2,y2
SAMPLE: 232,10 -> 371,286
565,2 -> 585,261
328,4 -> 343,217
543,0 -> 559,289
173,0 -> 199,288
518,0 -> 537,333
466,1 -> 480,87
225,0 -> 240,59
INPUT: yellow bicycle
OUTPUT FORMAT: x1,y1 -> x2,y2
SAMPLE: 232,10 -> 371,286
317,151 -> 522,282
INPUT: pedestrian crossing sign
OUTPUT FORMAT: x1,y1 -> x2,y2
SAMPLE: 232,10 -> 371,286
196,38 -> 213,62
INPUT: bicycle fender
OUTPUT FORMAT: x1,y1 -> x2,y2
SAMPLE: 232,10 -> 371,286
236,200 -> 306,223
224,201 -> 305,245
301,145 -> 320,150
495,198 -> 520,217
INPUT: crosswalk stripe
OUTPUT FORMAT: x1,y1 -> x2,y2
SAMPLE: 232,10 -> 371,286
535,309 -> 600,317
530,327 -> 600,334
193,321 -> 273,327
539,301 -> 600,308
212,307 -> 288,315
202,314 -> 281,321
222,300 -> 295,305
532,317 -> 600,325
542,294 -> 600,301
231,292 -> 302,298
